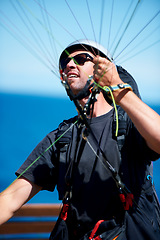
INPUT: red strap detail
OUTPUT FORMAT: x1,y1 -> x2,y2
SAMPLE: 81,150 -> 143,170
119,193 -> 134,210
94,236 -> 102,240
119,193 -> 126,204
125,193 -> 134,210
89,87 -> 93,93
89,220 -> 104,240
60,203 -> 69,221
60,70 -> 63,80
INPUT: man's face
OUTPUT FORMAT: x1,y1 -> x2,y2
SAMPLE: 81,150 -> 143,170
61,50 -> 95,95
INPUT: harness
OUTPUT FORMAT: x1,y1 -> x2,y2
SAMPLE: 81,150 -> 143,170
50,66 -> 160,240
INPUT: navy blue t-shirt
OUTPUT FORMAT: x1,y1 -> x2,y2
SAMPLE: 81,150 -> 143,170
16,109 -> 160,239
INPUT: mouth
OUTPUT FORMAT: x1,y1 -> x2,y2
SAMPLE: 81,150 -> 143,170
67,73 -> 79,79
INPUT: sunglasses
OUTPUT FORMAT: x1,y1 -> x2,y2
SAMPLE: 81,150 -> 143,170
60,53 -> 93,70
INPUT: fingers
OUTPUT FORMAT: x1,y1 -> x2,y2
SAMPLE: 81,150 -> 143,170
92,56 -> 122,87
93,56 -> 111,72
93,56 -> 114,85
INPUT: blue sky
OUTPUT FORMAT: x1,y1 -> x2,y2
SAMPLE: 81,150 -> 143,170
0,0 -> 160,204
0,0 -> 160,104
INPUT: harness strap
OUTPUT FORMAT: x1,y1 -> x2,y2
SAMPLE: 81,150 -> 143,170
119,192 -> 134,211
89,220 -> 120,240
89,220 -> 104,240
60,203 -> 69,221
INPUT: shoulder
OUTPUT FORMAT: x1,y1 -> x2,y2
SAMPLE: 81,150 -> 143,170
58,115 -> 78,129
46,115 -> 78,146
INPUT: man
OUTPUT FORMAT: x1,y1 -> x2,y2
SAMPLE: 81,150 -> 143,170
0,40 -> 160,240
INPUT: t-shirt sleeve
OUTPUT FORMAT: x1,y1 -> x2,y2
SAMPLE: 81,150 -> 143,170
15,130 -> 58,192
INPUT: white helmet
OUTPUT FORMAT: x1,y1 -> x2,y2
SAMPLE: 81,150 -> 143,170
59,39 -> 112,69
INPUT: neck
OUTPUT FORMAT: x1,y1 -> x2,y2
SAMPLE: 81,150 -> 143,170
79,92 -> 113,118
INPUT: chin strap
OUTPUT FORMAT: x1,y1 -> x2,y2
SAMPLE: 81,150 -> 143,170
83,81 -> 100,116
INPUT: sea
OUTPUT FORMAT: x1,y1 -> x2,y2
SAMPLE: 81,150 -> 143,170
0,92 -> 160,204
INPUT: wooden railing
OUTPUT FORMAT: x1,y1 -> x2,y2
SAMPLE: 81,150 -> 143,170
0,204 -> 61,240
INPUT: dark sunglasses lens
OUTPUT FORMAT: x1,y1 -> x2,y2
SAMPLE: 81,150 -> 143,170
61,53 -> 92,69
74,54 -> 87,65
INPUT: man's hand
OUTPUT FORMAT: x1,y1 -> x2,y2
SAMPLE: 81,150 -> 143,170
93,56 -> 123,87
